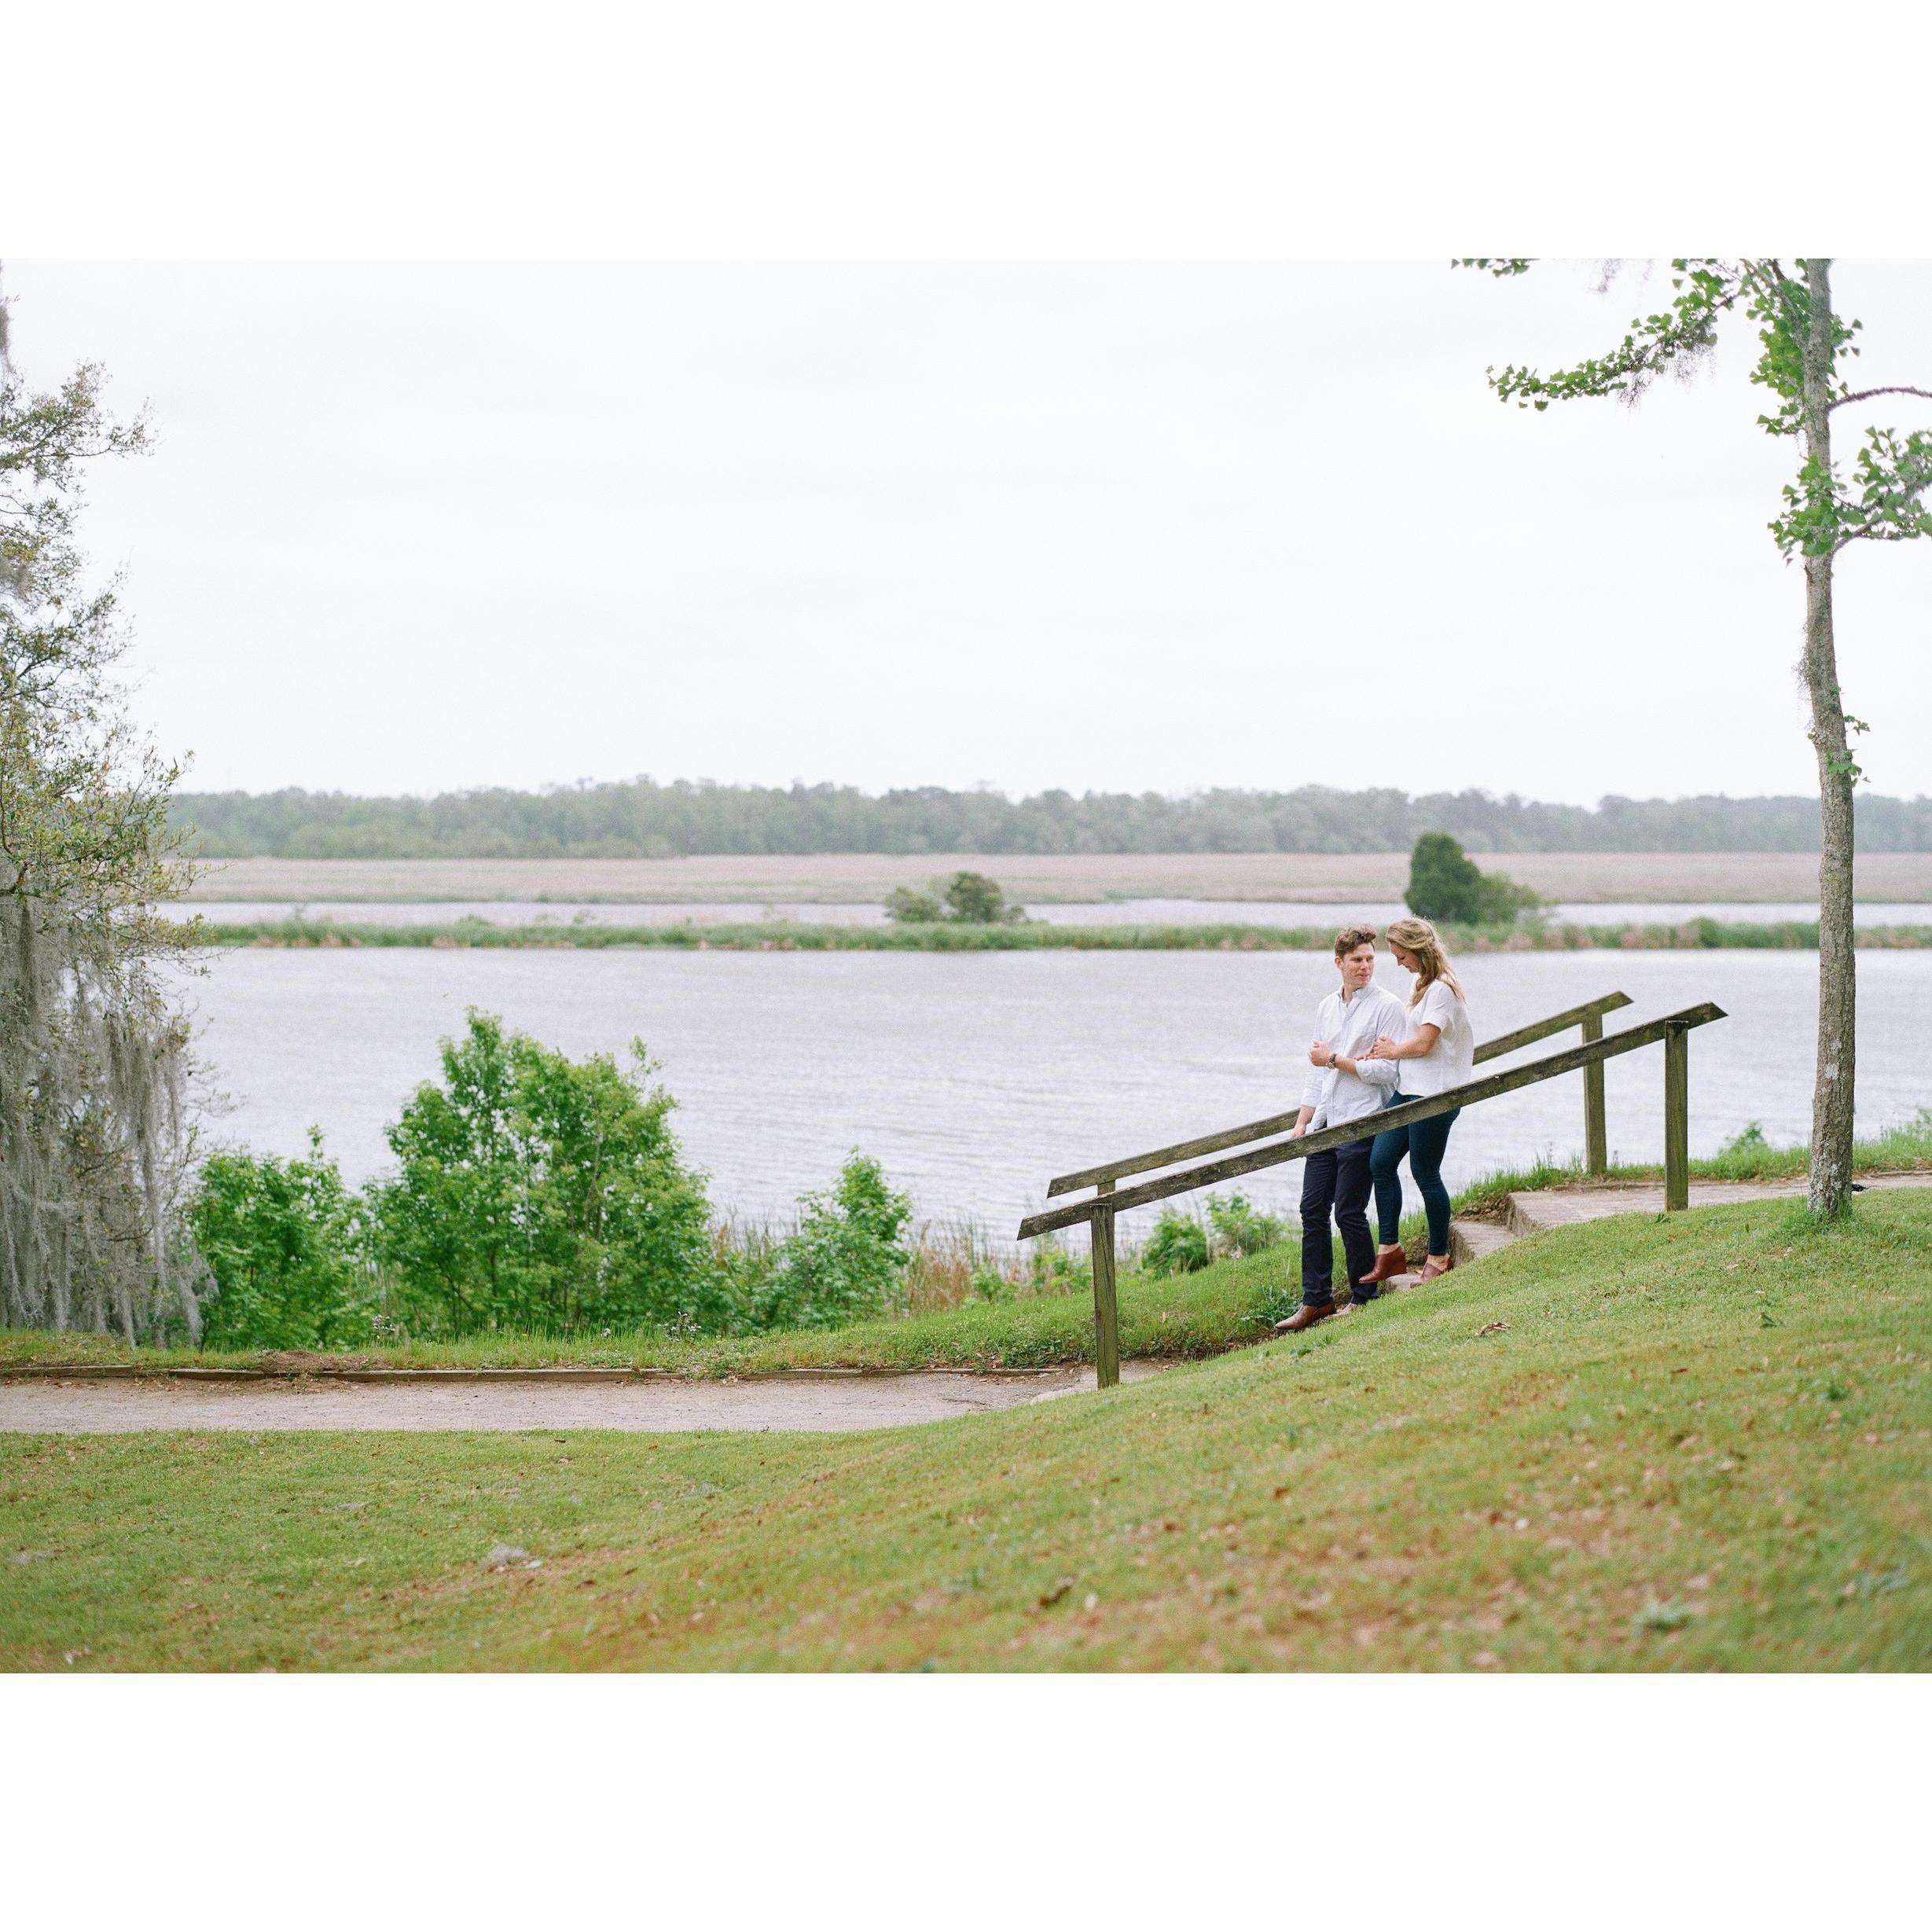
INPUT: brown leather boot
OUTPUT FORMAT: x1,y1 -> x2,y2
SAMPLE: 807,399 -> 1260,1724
1274,1302 -> 1337,1333
1357,1247 -> 1411,1288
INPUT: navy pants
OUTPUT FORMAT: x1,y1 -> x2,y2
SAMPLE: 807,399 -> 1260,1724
1371,1095 -> 1460,1256
1299,1133 -> 1375,1307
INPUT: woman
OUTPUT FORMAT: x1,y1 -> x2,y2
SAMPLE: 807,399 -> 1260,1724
1357,916 -> 1475,1290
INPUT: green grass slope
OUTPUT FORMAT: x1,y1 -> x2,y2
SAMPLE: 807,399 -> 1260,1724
4,1193 -> 1927,1671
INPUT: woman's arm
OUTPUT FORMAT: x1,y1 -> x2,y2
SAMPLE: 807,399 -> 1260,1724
1368,1023 -> 1440,1062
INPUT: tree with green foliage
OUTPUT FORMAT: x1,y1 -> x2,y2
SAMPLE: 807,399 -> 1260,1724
189,1133 -> 373,1350
942,870 -> 1019,923
1404,832 -> 1539,924
883,869 -> 1024,925
753,1152 -> 913,1330
882,883 -> 945,924
368,1012 -> 718,1335
0,269 -> 204,1340
1464,259 -> 1930,1215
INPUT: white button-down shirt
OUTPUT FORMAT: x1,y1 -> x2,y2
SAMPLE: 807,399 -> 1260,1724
1300,979 -> 1406,1130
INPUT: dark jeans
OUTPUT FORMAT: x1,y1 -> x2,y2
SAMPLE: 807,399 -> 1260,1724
1371,1095 -> 1461,1256
1299,1133 -> 1375,1307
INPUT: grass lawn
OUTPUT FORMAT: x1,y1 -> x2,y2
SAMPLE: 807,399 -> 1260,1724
4,1192 -> 1927,1670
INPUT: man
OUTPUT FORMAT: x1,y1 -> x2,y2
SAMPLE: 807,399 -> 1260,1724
1273,925 -> 1407,1332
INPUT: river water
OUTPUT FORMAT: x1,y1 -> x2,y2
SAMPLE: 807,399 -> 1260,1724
176,949 -> 1931,1240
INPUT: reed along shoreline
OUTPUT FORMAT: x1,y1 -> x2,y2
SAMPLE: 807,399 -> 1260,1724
193,916 -> 1932,953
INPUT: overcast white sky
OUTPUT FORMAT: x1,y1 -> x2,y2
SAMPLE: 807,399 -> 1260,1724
8,258 -> 1929,804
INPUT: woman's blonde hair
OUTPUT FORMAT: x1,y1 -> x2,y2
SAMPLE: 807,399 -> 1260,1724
1384,916 -> 1464,1005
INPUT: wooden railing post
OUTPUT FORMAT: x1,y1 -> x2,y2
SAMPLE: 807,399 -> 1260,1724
1664,1023 -> 1690,1211
1581,1009 -> 1608,1177
1090,1188 -> 1119,1390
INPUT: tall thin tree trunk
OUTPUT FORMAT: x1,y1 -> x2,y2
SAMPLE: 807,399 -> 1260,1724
1799,257 -> 1857,1217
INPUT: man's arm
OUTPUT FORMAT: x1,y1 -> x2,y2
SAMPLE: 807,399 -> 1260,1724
1298,994 -> 1331,1111
1350,1048 -> 1401,1091
1350,997 -> 1404,1089
1350,990 -> 1410,1079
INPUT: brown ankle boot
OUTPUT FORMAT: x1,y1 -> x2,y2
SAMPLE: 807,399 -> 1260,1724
1358,1247 -> 1410,1288
1274,1302 -> 1337,1333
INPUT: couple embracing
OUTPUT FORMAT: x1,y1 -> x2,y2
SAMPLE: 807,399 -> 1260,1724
1274,918 -> 1474,1334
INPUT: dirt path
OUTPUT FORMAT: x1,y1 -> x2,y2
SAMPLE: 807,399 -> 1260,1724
0,1362 -> 1167,1434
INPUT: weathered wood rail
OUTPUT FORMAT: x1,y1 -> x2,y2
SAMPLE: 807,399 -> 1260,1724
1016,993 -> 1725,1387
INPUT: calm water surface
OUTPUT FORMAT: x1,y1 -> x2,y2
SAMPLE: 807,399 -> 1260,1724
177,950 -> 1932,1240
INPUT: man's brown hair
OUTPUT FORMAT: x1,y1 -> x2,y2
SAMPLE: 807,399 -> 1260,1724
1333,924 -> 1378,960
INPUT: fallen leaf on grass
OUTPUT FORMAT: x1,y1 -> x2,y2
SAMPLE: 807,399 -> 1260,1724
1037,1578 -> 1075,1608
1478,1320 -> 1511,1337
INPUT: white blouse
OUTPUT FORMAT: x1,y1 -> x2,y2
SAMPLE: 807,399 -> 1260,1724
1401,979 -> 1475,1099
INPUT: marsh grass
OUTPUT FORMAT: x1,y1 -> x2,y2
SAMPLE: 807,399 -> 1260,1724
180,850 -> 1932,905
713,1212 -> 1098,1317
198,916 -> 1932,953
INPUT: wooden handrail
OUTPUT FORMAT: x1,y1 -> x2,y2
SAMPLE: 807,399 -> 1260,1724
1017,1001 -> 1724,1241
1044,990 -> 1633,1199
1470,990 -> 1633,1066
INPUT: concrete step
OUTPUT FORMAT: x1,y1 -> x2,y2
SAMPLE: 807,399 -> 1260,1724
1449,1217 -> 1515,1269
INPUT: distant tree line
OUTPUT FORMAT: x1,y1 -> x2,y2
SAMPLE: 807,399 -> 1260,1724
170,780 -> 1932,860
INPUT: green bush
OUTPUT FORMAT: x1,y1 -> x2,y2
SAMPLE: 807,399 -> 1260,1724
189,1133 -> 374,1350
1024,1243 -> 1091,1298
1405,832 -> 1541,924
753,1152 -> 913,1330
368,1012 -> 719,1336
883,884 -> 946,924
1204,1191 -> 1287,1258
883,870 -> 1025,925
942,871 -> 1022,924
1143,1208 -> 1211,1277
970,1262 -> 1009,1303
172,1022 -> 942,1348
